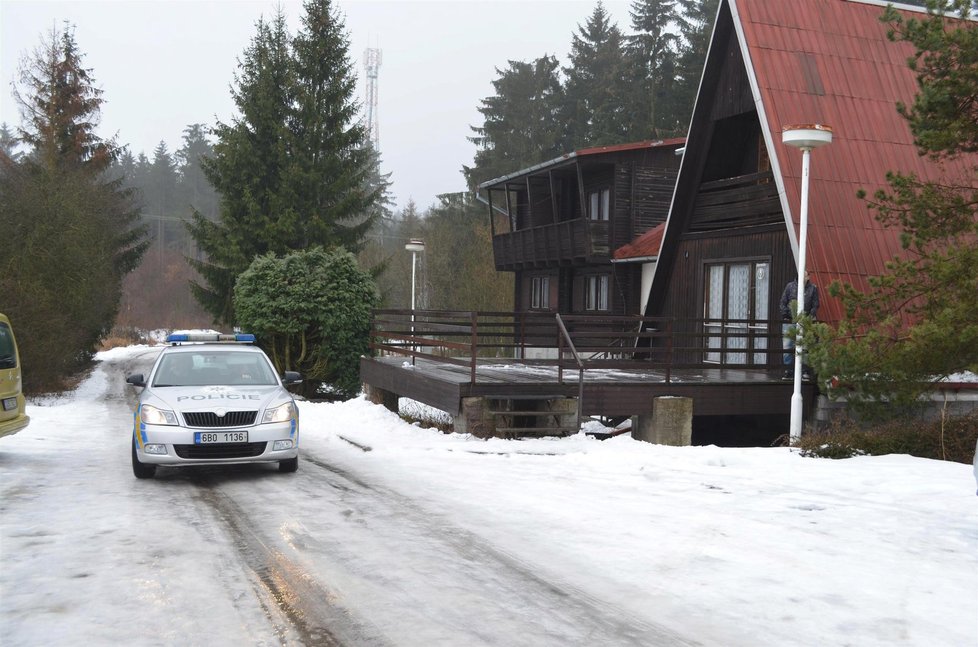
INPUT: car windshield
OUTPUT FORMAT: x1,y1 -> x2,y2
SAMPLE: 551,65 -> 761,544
153,350 -> 278,387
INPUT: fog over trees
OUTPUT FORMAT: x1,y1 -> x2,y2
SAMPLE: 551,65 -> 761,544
1,0 -> 722,391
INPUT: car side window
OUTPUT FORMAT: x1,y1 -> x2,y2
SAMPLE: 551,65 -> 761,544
0,324 -> 15,369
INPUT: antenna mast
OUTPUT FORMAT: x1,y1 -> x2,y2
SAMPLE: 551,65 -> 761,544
363,48 -> 382,149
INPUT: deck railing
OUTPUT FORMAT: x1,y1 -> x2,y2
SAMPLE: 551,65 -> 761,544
369,309 -> 787,385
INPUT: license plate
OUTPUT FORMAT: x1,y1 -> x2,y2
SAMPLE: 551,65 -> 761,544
194,431 -> 248,444
2,397 -> 16,411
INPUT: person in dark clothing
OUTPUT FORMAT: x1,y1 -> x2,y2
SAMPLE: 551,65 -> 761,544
780,271 -> 819,380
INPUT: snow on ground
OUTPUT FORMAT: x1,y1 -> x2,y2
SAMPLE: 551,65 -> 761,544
2,344 -> 976,646
306,397 -> 978,646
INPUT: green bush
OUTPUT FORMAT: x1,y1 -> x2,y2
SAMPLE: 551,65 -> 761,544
234,247 -> 379,399
797,411 -> 978,464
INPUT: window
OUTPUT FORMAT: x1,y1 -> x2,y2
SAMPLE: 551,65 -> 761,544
703,261 -> 770,365
531,276 -> 550,309
0,323 -> 16,369
588,188 -> 610,221
585,275 -> 609,311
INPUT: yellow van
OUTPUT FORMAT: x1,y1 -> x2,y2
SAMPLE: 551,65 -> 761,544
0,313 -> 29,438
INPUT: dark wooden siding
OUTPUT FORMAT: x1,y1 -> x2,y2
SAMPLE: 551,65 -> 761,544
690,171 -> 780,232
656,226 -> 793,363
610,264 -> 640,315
630,165 -> 679,239
709,27 -> 754,122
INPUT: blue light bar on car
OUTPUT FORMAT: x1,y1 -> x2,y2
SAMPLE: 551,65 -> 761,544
166,333 -> 256,344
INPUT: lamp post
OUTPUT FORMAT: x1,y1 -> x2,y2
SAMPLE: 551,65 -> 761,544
405,239 -> 425,361
782,124 -> 832,442
405,239 -> 425,310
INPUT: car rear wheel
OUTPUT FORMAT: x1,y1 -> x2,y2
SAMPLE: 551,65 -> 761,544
132,436 -> 157,479
279,457 -> 298,473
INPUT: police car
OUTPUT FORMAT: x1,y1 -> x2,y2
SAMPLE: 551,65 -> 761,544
126,333 -> 301,479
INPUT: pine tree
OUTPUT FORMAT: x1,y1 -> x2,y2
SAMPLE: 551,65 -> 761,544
176,124 -> 218,222
0,123 -> 19,163
189,2 -> 378,325
1,24 -> 147,390
563,2 -> 630,147
188,11 -> 292,324
464,56 -> 566,188
626,0 -> 683,138
420,193 -> 512,312
809,0 -> 978,416
287,0 -> 378,250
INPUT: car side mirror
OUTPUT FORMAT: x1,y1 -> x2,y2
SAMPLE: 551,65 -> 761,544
282,371 -> 302,385
126,374 -> 146,388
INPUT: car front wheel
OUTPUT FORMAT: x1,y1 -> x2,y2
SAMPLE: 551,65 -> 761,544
132,436 -> 157,479
279,457 -> 298,473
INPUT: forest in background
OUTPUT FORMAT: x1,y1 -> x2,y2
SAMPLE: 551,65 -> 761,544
91,0 -> 719,331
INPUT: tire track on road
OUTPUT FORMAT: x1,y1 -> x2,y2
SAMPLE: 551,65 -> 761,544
300,451 -> 701,647
192,474 -> 393,647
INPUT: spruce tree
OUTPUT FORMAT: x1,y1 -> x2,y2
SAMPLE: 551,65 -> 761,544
1,24 -> 147,390
189,11 -> 293,324
176,124 -> 218,222
287,0 -> 378,251
563,2 -> 630,147
626,0 -> 683,138
464,56 -> 566,188
189,1 -> 378,325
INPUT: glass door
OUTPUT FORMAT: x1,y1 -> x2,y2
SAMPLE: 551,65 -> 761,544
704,261 -> 770,365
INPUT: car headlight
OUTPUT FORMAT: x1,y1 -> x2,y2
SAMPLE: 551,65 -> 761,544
141,404 -> 178,426
262,401 -> 295,424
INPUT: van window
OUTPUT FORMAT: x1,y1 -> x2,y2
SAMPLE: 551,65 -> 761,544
0,323 -> 17,369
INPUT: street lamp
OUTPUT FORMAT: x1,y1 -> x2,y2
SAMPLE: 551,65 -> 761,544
405,239 -> 425,311
405,239 -> 425,362
782,124 -> 832,442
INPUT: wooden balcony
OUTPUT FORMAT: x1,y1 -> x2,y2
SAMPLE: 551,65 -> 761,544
689,170 -> 782,232
493,218 -> 609,270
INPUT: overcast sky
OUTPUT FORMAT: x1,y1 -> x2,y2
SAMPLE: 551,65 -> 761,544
1,0 -> 634,213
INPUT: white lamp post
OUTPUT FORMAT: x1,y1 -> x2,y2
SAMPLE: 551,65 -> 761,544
405,239 -> 425,361
782,124 -> 832,442
405,239 -> 425,311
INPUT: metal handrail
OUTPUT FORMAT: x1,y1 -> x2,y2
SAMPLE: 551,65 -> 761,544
369,309 -> 786,381
555,313 -> 584,433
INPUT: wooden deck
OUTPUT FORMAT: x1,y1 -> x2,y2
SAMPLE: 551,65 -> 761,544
360,355 -> 813,419
362,309 -> 818,427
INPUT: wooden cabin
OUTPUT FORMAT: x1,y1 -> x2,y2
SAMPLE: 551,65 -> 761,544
646,0 -> 976,370
477,140 -> 683,328
360,0 -> 976,443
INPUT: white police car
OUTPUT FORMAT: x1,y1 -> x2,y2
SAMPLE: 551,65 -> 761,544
126,333 -> 301,479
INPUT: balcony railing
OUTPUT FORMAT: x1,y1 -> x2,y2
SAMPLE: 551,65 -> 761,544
492,219 -> 609,270
368,309 -> 784,385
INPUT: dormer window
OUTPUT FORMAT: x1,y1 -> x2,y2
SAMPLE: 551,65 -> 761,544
588,188 -> 610,221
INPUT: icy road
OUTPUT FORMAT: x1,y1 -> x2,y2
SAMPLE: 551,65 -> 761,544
1,345 -> 975,646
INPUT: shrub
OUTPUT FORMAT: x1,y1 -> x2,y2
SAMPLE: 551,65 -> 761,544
234,247 -> 379,399
797,411 -> 978,464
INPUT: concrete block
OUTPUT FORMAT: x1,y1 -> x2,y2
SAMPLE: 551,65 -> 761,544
632,396 -> 692,446
364,383 -> 398,413
455,397 -> 495,439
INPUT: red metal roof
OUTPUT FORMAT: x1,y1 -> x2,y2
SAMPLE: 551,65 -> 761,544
614,223 -> 667,261
575,138 -> 685,158
479,138 -> 685,189
734,0 -> 976,323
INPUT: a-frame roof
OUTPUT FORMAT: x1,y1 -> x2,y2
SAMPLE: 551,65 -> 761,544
653,0 -> 976,323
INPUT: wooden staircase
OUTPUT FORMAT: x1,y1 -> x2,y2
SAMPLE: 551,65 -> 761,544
487,396 -> 578,438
